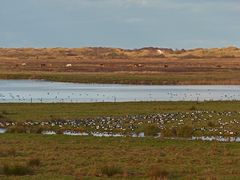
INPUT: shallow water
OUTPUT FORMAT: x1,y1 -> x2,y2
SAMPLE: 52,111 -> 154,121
1,80 -> 240,103
63,131 -> 144,137
40,131 -> 240,142
192,136 -> 240,142
41,131 -> 56,135
0,128 -> 7,134
1,128 -> 239,142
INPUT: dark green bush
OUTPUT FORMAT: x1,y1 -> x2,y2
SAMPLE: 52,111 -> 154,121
190,106 -> 197,111
162,125 -> 193,138
161,127 -> 178,137
177,125 -> 193,137
207,121 -> 216,128
0,114 -> 5,119
6,126 -> 27,133
143,125 -> 160,136
1,110 -> 9,115
3,164 -> 32,176
101,165 -> 122,177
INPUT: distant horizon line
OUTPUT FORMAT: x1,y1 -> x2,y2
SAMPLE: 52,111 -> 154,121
0,45 -> 239,50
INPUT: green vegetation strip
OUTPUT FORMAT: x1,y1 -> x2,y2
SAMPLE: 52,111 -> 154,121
0,134 -> 239,179
1,101 -> 240,122
1,71 -> 240,85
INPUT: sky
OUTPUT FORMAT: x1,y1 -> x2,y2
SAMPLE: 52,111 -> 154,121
0,0 -> 240,49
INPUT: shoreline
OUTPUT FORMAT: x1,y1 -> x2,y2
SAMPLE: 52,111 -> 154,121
1,71 -> 240,85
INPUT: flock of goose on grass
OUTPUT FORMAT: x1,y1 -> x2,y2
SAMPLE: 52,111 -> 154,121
1,110 -> 240,140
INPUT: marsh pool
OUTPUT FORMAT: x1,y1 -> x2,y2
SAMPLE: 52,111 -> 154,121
0,80 -> 240,103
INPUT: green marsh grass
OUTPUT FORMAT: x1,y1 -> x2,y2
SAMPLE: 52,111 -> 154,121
0,134 -> 239,179
1,101 -> 240,122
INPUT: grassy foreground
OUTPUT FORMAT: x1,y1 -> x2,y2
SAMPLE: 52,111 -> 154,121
0,134 -> 240,179
1,101 -> 240,122
1,102 -> 240,179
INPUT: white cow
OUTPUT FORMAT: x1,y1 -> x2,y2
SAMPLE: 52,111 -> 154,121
157,50 -> 164,55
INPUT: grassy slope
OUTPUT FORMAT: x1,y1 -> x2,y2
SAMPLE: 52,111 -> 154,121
1,47 -> 240,85
1,101 -> 240,122
0,134 -> 240,179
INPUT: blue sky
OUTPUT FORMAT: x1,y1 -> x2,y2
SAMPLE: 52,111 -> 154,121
1,0 -> 240,49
